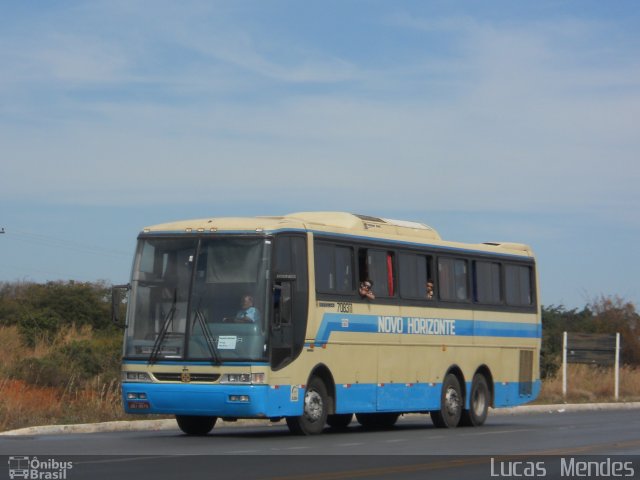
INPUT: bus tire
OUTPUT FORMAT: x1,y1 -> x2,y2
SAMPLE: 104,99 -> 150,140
431,374 -> 463,428
327,413 -> 353,429
460,374 -> 490,427
175,415 -> 217,435
286,377 -> 328,435
356,412 -> 400,429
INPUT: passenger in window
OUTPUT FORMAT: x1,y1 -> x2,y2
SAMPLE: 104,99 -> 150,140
359,281 -> 375,300
426,280 -> 434,300
225,295 -> 260,323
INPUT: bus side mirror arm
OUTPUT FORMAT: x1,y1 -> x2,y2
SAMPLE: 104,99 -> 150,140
112,284 -> 131,328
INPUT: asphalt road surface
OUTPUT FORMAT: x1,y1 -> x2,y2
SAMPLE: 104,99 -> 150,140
2,409 -> 640,480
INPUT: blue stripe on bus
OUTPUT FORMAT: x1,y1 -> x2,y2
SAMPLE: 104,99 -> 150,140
123,378 -> 541,416
334,380 -> 541,413
312,313 -> 540,346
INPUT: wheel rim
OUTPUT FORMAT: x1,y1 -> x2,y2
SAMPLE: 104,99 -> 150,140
304,389 -> 324,422
444,386 -> 461,417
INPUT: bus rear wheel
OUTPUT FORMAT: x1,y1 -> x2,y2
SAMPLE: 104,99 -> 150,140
431,373 -> 463,428
176,415 -> 217,435
286,377 -> 328,435
460,374 -> 490,427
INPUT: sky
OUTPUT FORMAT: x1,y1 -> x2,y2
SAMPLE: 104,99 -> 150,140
1,1 -> 639,309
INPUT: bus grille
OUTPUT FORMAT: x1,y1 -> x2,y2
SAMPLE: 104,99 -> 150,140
153,373 -> 221,383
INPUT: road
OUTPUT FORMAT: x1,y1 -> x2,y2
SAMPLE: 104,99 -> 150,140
2,409 -> 640,479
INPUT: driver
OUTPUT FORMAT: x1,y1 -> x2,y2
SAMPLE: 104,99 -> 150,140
228,294 -> 260,323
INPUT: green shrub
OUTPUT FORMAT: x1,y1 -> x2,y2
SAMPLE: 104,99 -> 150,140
11,354 -> 73,388
17,308 -> 63,348
0,281 -> 114,347
10,333 -> 122,388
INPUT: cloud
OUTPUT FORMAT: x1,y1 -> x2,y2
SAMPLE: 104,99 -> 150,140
1,4 -> 639,229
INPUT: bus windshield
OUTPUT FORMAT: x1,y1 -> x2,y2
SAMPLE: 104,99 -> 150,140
123,235 -> 271,363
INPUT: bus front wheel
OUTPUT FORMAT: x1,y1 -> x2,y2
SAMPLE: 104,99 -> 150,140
286,377 -> 329,435
176,415 -> 217,435
431,374 -> 463,428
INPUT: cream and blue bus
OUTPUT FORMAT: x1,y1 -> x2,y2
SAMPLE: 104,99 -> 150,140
115,212 -> 540,435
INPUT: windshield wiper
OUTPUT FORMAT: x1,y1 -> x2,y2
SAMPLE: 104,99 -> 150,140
194,308 -> 220,365
148,291 -> 178,365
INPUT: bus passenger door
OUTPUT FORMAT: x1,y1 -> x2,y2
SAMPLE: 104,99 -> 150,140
270,233 -> 309,371
271,279 -> 295,369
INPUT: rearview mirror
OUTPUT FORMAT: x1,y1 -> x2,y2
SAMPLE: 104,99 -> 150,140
111,284 -> 130,327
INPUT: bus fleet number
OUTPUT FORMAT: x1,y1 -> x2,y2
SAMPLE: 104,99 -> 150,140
337,302 -> 353,313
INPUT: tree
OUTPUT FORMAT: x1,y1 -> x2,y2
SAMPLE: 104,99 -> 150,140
589,295 -> 640,366
540,304 -> 591,378
0,280 -> 114,346
540,296 -> 640,377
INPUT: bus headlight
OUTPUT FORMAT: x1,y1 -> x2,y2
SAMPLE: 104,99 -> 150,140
122,371 -> 153,383
229,395 -> 250,403
126,392 -> 148,400
220,373 -> 265,384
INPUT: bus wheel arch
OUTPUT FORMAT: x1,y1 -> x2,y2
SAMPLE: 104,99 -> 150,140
308,363 -> 336,415
285,364 -> 334,435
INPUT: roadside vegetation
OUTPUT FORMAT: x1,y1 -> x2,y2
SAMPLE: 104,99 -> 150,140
537,295 -> 640,404
0,281 -> 126,431
538,364 -> 640,404
0,281 -> 638,431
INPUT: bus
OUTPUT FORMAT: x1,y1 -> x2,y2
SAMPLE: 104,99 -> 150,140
114,212 -> 540,435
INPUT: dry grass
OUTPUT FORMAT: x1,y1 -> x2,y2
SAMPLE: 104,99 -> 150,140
0,325 -> 129,432
32,324 -> 94,358
0,377 -> 126,431
537,364 -> 640,404
0,325 -> 23,365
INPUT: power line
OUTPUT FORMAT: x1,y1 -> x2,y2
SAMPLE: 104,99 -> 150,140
0,226 -> 131,283
5,229 -> 130,258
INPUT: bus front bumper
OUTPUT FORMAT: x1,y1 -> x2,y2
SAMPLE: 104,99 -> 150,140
122,382 -> 303,418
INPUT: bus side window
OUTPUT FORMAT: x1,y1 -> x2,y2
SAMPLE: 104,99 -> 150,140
315,242 -> 354,294
438,257 -> 469,302
474,261 -> 502,304
505,264 -> 533,306
360,249 -> 396,298
399,253 -> 434,300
